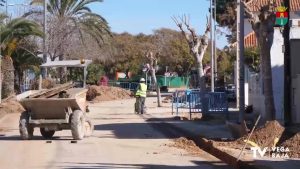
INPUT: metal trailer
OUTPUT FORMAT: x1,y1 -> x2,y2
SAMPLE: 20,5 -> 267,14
19,88 -> 93,140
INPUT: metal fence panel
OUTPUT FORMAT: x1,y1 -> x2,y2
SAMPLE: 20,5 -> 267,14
172,90 -> 229,119
107,81 -> 139,91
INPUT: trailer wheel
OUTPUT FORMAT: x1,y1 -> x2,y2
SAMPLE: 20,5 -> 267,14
40,128 -> 55,139
84,117 -> 94,137
19,112 -> 34,140
71,110 -> 85,140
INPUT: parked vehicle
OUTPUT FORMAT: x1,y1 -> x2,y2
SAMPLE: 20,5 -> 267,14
225,84 -> 236,101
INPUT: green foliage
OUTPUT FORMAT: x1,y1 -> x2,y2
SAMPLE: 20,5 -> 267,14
217,51 -> 233,76
67,63 -> 104,85
87,63 -> 105,84
244,47 -> 260,72
101,32 -> 152,76
154,29 -> 195,76
99,29 -> 215,77
215,0 -> 236,43
0,17 -> 43,56
12,48 -> 42,74
31,0 -> 111,47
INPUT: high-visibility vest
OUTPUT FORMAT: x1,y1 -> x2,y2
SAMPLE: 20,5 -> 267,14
136,83 -> 147,97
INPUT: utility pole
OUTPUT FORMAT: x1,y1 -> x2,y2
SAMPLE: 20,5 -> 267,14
43,0 -> 47,63
0,0 -> 5,103
210,0 -> 214,92
283,0 -> 291,125
237,0 -> 245,122
39,0 -> 47,89
214,0 -> 217,84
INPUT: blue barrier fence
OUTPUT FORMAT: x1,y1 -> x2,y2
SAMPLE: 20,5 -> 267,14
108,82 -> 139,91
172,89 -> 201,116
172,90 -> 229,119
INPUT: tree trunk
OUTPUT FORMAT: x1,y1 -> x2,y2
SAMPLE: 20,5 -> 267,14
58,54 -> 67,84
194,45 -> 207,91
150,69 -> 161,107
2,56 -> 15,98
261,42 -> 275,120
256,27 -> 276,121
196,60 -> 206,91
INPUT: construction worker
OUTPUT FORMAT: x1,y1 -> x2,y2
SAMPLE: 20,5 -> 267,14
135,78 -> 147,114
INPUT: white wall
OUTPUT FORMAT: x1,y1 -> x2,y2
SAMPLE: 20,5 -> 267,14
234,62 -> 249,105
248,73 -> 265,118
271,29 -> 284,121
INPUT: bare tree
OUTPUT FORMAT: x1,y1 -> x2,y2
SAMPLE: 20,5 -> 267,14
172,15 -> 210,90
243,0 -> 276,120
146,51 -> 162,107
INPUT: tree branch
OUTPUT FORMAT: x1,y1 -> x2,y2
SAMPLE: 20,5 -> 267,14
243,0 -> 256,23
172,16 -> 190,42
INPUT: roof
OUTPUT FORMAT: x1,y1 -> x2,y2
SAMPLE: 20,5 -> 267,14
246,0 -> 300,12
41,60 -> 92,68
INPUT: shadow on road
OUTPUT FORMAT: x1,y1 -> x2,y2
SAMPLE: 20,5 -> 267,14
59,161 -> 231,169
0,135 -> 74,141
94,122 -> 182,139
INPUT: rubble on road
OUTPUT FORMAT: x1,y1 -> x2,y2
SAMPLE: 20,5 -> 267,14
87,85 -> 133,102
169,137 -> 204,156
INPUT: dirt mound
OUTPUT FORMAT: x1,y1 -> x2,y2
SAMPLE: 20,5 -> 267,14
280,133 -> 300,158
235,120 -> 284,148
0,96 -> 25,116
87,85 -> 133,102
216,121 -> 300,158
169,137 -> 204,156
86,86 -> 99,101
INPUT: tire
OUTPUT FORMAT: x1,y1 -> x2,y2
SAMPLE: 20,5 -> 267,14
19,112 -> 34,140
84,117 -> 94,137
71,110 -> 85,140
40,128 -> 55,139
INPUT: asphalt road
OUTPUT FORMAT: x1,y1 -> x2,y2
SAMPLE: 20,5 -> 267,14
0,98 -> 231,169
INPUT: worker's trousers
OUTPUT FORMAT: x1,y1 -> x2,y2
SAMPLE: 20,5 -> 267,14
135,96 -> 146,114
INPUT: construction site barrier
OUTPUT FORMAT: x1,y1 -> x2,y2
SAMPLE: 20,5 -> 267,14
171,89 -> 201,116
172,90 -> 229,119
107,82 -> 139,91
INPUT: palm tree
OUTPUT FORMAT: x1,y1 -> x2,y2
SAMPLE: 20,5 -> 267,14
0,16 -> 43,98
30,0 -> 111,61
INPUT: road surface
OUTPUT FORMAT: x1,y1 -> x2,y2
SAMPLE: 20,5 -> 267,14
0,98 -> 230,169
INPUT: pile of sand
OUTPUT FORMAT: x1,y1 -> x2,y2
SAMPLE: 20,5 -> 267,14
87,85 -> 133,102
280,133 -> 300,158
236,120 -> 285,148
169,137 -> 204,156
0,96 -> 25,117
217,120 -> 300,158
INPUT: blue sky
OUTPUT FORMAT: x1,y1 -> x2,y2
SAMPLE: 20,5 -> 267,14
4,0 -> 229,48
90,0 -> 228,48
